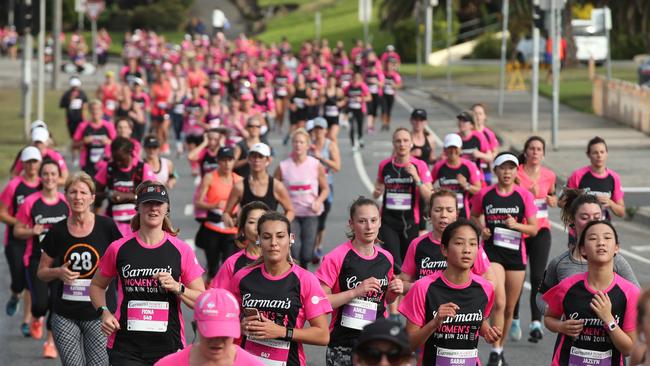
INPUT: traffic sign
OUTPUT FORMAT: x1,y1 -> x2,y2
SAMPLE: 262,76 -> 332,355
358,0 -> 371,24
75,0 -> 87,12
85,0 -> 104,21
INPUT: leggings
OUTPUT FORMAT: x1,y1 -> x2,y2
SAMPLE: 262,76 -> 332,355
378,222 -> 420,274
382,94 -> 395,116
26,258 -> 54,330
52,313 -> 108,366
199,226 -> 237,278
5,239 -> 28,294
514,228 -> 552,322
291,216 -> 319,266
171,111 -> 184,142
348,109 -> 364,146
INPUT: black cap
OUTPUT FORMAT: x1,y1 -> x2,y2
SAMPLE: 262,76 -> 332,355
217,147 -> 235,160
456,111 -> 475,124
136,184 -> 170,206
410,108 -> 427,120
354,319 -> 411,355
143,135 -> 160,148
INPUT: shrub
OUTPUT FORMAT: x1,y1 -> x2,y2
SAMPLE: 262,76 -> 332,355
470,32 -> 512,59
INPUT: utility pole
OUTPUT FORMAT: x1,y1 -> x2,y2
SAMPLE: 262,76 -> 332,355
315,12 -> 321,43
52,0 -> 62,90
531,0 -> 541,133
8,0 -> 15,26
446,0 -> 452,92
551,1 -> 560,150
22,0 -> 34,140
497,0 -> 509,116
37,0 -> 46,121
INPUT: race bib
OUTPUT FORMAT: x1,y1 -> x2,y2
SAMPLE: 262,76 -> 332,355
246,338 -> 291,366
349,100 -> 361,109
89,147 -> 104,163
126,300 -> 169,332
456,193 -> 465,209
62,279 -> 91,302
294,98 -> 305,108
384,85 -> 394,95
568,346 -> 612,366
436,348 -> 479,366
276,87 -> 288,97
210,80 -> 221,90
368,84 -> 379,94
325,105 -> 339,117
341,298 -> 378,330
385,192 -> 411,210
209,118 -> 222,128
535,199 -> 548,219
105,99 -> 116,111
70,98 -> 83,110
492,227 -> 522,251
173,103 -> 185,114
157,102 -> 168,109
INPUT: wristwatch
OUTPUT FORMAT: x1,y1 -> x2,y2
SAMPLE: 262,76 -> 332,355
175,283 -> 186,296
606,320 -> 617,332
96,306 -> 110,318
284,327 -> 294,341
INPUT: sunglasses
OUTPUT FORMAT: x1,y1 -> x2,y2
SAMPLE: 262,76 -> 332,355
246,124 -> 261,129
357,347 -> 410,365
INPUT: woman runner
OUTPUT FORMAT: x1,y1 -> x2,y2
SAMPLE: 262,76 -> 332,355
471,103 -> 500,183
409,109 -> 436,167
90,181 -> 205,366
322,74 -> 345,142
0,147 -> 41,336
343,72 -> 371,150
316,197 -> 403,366
37,172 -> 122,365
15,160 -> 70,359
470,152 -> 538,366
72,100 -> 116,177
231,211 -> 332,366
399,219 -> 502,366
210,201 -> 270,289
543,220 -> 639,366
154,288 -> 264,366
143,135 -> 177,189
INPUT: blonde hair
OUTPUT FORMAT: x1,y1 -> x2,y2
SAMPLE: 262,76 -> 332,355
64,171 -> 96,195
130,181 -> 179,236
290,128 -> 310,142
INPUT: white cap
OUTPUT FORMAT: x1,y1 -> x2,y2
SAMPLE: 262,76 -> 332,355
31,127 -> 49,143
306,117 -> 328,131
31,120 -> 48,131
69,77 -> 81,87
494,153 -> 519,167
20,146 -> 42,162
387,44 -> 395,51
131,77 -> 144,86
249,142 -> 271,157
443,133 -> 463,148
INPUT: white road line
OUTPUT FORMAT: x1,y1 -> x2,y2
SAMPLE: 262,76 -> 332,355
353,150 -> 375,193
184,204 -> 194,216
631,246 -> 650,252
622,187 -> 650,193
185,238 -> 196,251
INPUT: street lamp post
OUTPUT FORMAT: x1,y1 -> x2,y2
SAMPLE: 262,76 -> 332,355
497,0 -> 509,116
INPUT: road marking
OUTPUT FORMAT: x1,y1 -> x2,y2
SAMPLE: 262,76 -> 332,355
185,238 -> 195,251
622,187 -> 650,193
353,150 -> 375,193
184,204 -> 194,216
631,245 -> 650,252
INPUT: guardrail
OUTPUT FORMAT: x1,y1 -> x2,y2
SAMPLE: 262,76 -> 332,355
592,75 -> 650,134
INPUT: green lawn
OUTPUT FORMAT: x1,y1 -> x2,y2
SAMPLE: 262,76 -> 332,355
256,0 -> 394,53
401,62 -> 638,114
0,90 -> 70,179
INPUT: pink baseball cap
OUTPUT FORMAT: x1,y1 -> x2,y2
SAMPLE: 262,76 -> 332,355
240,92 -> 254,101
194,288 -> 241,338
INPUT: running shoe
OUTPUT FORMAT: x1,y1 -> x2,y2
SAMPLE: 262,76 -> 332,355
161,143 -> 171,156
6,294 -> 19,316
367,126 -> 376,135
43,342 -> 58,359
351,145 -> 360,153
528,322 -> 544,343
487,351 -> 502,366
30,318 -> 43,340
311,248 -> 323,264
359,139 -> 365,148
381,124 -> 390,132
509,318 -> 522,341
21,323 -> 30,337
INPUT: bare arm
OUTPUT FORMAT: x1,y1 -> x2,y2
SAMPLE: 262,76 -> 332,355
0,202 -> 17,226
222,181 -> 243,227
273,181 -> 295,222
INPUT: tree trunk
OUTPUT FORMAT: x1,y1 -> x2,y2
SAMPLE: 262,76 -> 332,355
562,0 -> 578,66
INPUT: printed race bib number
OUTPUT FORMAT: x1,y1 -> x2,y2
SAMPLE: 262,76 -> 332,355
62,279 -> 91,301
70,98 -> 83,110
535,199 -> 548,219
293,98 -> 305,108
385,192 -> 412,211
568,346 -> 612,366
341,298 -> 378,330
127,300 -> 169,332
349,100 -> 361,109
492,227 -> 522,251
89,147 -> 104,163
246,338 -> 290,366
325,105 -> 339,117
368,84 -> 379,94
210,81 -> 221,90
105,99 -> 116,111
276,88 -> 288,97
384,86 -> 394,95
157,102 -> 168,109
456,193 -> 465,209
436,348 -> 479,366
173,103 -> 185,114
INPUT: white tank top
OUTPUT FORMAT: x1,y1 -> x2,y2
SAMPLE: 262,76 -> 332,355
153,157 -> 171,185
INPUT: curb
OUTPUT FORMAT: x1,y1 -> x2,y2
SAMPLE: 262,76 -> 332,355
416,85 -> 650,227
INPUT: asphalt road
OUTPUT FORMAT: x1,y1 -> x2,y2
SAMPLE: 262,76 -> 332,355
1,87 -> 649,365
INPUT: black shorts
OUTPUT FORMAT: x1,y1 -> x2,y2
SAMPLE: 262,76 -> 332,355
484,242 -> 526,271
325,115 -> 339,127
290,109 -> 308,125
367,93 -> 381,116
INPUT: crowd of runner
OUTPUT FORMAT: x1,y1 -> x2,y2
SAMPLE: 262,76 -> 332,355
0,28 -> 648,366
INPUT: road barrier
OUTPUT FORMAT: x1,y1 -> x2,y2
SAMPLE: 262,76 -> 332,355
592,76 -> 650,134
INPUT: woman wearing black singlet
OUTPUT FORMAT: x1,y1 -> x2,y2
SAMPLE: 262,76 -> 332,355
410,109 -> 435,166
222,142 -> 294,227
322,75 -> 345,143
288,74 -> 312,133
